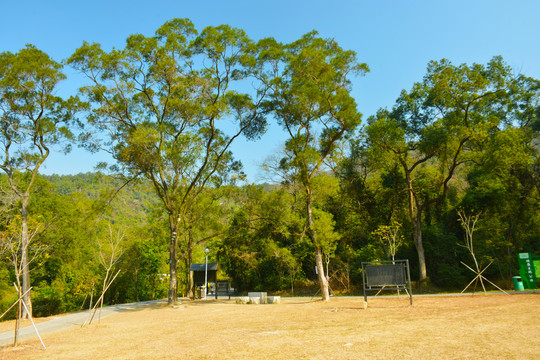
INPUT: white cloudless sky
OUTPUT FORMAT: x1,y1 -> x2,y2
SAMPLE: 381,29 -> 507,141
1,0 -> 539,183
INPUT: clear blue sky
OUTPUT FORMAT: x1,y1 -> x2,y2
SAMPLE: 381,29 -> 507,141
2,0 -> 539,183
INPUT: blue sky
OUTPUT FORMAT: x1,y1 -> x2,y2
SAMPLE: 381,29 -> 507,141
2,0 -> 539,182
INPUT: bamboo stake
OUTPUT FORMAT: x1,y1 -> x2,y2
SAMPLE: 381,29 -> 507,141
89,285 -> 94,311
79,292 -> 88,311
14,285 -> 21,346
82,269 -> 121,327
460,261 -> 509,295
14,283 -> 46,350
460,261 -> 491,294
0,287 -> 32,321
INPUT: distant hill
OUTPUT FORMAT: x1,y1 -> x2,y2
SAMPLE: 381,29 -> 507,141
43,172 -> 162,225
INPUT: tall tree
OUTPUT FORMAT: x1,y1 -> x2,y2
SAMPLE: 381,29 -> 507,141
0,46 -> 79,316
68,19 -> 270,305
270,32 -> 368,300
458,73 -> 540,275
365,57 -> 518,283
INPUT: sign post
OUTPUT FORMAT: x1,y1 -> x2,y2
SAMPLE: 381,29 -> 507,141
518,253 -> 538,289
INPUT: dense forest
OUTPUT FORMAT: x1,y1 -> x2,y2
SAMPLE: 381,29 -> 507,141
1,18 -> 539,319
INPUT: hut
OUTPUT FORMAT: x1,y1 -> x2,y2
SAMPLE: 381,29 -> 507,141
189,263 -> 231,299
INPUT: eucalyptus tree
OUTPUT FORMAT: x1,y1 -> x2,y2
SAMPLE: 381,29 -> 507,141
365,57 -> 521,283
270,32 -> 368,300
0,46 -> 80,317
68,19 -> 271,305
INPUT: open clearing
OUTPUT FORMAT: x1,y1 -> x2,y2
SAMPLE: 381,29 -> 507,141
1,294 -> 538,359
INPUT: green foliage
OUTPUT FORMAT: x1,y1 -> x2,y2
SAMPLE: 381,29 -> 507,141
32,283 -> 63,317
0,266 -> 17,319
422,224 -> 467,288
218,186 -> 305,293
68,18 -> 277,303
363,56 -> 530,281
0,173 -> 172,318
372,222 -> 403,261
266,32 -> 368,298
311,207 -> 340,252
0,45 -> 84,316
1,25 -> 539,313
111,226 -> 169,303
271,32 -> 367,184
0,44 -> 81,200
458,124 -> 540,277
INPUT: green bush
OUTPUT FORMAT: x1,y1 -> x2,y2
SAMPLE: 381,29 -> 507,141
33,284 -> 63,317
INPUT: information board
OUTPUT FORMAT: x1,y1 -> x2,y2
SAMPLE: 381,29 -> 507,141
518,253 -> 537,289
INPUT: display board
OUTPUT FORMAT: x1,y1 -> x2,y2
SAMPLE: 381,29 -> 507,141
362,260 -> 413,305
518,253 -> 538,289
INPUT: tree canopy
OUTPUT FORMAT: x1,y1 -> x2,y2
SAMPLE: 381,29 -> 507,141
0,45 -> 81,317
68,19 -> 273,304
0,20 -> 539,320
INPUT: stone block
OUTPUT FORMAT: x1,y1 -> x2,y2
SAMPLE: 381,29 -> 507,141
236,296 -> 249,304
267,296 -> 280,304
247,292 -> 267,304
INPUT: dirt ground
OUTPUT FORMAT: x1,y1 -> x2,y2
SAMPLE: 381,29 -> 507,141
1,294 -> 538,359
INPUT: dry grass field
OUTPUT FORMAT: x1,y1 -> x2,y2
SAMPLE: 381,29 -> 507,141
1,294 -> 539,359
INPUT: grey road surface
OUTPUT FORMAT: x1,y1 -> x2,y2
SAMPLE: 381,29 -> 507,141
0,299 -> 166,347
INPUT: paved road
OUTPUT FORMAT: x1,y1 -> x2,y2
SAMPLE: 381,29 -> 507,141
0,299 -> 166,347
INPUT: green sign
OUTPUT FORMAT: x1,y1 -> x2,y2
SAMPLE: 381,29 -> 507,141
518,253 -> 537,289
534,260 -> 540,279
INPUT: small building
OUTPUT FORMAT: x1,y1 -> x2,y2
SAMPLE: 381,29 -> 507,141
189,262 -> 218,287
189,262 -> 231,299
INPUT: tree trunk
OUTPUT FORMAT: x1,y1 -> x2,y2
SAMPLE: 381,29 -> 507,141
134,267 -> 139,302
315,246 -> 330,300
187,228 -> 194,299
306,186 -> 330,301
405,175 -> 428,283
413,211 -> 427,282
290,272 -> 295,295
20,198 -> 32,319
168,219 -> 178,306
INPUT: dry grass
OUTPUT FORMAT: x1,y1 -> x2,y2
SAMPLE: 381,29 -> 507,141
1,294 -> 539,359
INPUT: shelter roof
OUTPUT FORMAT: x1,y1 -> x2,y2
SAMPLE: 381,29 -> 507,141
189,263 -> 218,271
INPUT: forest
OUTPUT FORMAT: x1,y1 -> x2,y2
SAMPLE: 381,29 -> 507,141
0,18 -> 539,319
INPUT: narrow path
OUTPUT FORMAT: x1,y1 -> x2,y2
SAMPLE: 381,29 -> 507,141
0,299 -> 166,347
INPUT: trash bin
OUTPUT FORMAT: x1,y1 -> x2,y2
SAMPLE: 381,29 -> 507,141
512,276 -> 524,291
199,285 -> 206,299
197,286 -> 205,299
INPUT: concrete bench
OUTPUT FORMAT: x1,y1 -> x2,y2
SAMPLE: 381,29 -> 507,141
236,293 -> 280,304
248,292 -> 267,304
